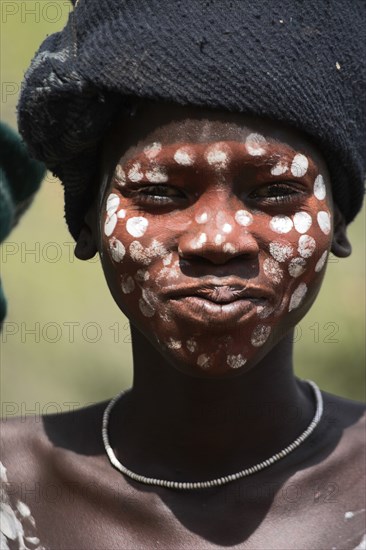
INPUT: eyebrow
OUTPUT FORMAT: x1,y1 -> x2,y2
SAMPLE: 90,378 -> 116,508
120,141 -> 316,173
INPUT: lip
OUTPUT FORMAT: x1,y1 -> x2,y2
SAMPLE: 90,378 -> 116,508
165,279 -> 273,302
165,280 -> 273,328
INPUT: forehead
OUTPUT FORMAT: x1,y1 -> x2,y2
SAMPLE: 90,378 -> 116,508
103,102 -> 329,175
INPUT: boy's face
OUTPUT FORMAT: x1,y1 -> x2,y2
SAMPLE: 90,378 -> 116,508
94,104 -> 341,377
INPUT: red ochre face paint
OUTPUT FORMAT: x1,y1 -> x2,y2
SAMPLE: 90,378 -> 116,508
99,107 -> 333,378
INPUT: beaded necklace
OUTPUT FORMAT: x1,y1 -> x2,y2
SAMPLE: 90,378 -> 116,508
102,380 -> 323,490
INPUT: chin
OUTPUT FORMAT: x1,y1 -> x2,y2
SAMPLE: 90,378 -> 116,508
152,334 -> 270,380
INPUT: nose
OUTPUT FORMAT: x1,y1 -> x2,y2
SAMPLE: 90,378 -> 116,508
178,206 -> 259,265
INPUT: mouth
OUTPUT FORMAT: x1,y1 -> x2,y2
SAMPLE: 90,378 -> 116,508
165,281 -> 272,328
166,280 -> 272,302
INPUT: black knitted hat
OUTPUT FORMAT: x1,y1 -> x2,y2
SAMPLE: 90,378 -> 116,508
18,0 -> 366,239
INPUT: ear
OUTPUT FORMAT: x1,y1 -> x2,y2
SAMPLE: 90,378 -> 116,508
74,206 -> 98,261
331,205 -> 352,258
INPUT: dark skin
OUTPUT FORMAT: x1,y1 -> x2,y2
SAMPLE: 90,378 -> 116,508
1,104 -> 365,549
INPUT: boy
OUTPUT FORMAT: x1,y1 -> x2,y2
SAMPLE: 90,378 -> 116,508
1,1 -> 365,548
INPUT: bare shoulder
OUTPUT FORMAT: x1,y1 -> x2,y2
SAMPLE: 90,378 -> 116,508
0,405 -> 109,549
0,414 -> 51,479
0,402 -> 109,514
313,393 -> 366,549
0,402 -> 106,479
318,391 -> 365,469
321,390 -> 365,438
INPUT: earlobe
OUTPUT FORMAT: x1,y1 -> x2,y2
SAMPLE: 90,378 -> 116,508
74,201 -> 99,260
331,206 -> 352,258
75,225 -> 98,260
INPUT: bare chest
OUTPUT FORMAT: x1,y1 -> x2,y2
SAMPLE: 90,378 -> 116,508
27,478 -> 365,550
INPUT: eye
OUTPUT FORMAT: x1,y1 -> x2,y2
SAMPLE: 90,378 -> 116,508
249,182 -> 306,204
129,184 -> 186,205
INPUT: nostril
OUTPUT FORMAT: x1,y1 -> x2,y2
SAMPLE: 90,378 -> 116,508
178,253 -> 260,280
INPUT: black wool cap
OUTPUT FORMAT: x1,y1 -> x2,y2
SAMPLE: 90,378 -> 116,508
18,0 -> 366,239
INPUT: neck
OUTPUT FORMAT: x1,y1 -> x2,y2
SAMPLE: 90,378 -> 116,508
108,327 -> 315,481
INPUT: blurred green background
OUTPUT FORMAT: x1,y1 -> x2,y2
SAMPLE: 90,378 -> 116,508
1,3 -> 365,416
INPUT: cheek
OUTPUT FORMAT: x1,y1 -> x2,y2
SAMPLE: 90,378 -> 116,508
264,192 -> 333,313
101,194 -> 181,327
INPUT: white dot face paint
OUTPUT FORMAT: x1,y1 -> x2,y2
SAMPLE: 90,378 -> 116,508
290,153 -> 308,177
257,304 -> 275,319
251,325 -> 271,347
106,193 -> 120,216
315,250 -> 328,272
144,142 -> 162,159
197,354 -> 211,369
313,174 -> 326,200
121,275 -> 135,294
195,211 -> 209,224
117,209 -> 126,219
145,165 -> 168,183
293,212 -> 312,234
227,354 -> 247,369
115,165 -> 126,187
162,252 -> 173,266
135,269 -> 150,282
289,282 -> 308,311
139,297 -> 155,317
198,233 -> 208,245
288,257 -> 307,278
126,217 -> 149,238
269,241 -> 293,263
191,233 -> 207,249
130,239 -> 169,267
129,241 -> 151,265
174,146 -> 196,166
270,161 -> 288,176
223,242 -> 237,253
156,266 -> 178,286
104,213 -> 117,237
263,258 -> 283,284
167,338 -> 182,350
298,235 -> 316,258
270,215 -> 293,234
317,211 -> 331,235
214,234 -> 225,246
186,338 -> 197,353
245,133 -> 266,156
142,288 -> 157,311
205,143 -> 230,169
235,210 -> 253,227
222,223 -> 232,234
215,211 -> 229,229
109,237 -> 125,262
128,162 -> 144,182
